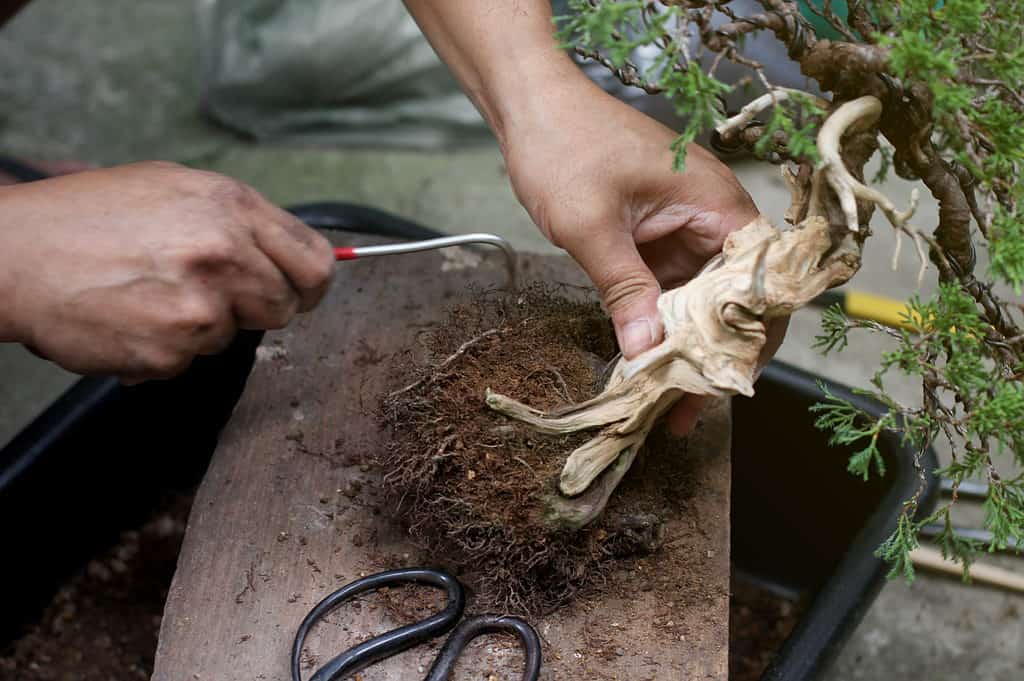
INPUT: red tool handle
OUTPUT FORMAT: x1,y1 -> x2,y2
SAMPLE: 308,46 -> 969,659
334,247 -> 358,261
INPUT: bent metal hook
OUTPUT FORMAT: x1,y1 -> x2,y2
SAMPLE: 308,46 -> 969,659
333,233 -> 518,288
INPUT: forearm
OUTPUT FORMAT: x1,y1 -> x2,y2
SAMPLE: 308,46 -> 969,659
402,0 -> 588,147
0,185 -> 27,342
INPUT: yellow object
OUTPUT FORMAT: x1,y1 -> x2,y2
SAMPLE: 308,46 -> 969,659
911,546 -> 1024,594
844,290 -> 917,330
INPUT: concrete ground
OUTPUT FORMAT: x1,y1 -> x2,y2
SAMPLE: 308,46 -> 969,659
0,2 -> 1020,679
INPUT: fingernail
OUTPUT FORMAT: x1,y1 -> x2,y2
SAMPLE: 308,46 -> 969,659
620,317 -> 658,359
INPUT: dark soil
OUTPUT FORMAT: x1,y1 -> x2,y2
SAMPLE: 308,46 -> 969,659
0,494 -> 192,681
377,286 -> 698,613
729,572 -> 806,681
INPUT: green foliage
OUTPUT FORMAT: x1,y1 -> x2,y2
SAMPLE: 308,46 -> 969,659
814,303 -> 852,354
754,93 -> 825,162
813,281 -> 1024,574
663,67 -> 732,171
988,204 -> 1024,293
879,1 -> 1024,196
872,144 -> 894,183
556,0 -> 648,65
984,478 -> 1024,550
810,384 -> 892,480
562,0 -> 1024,583
929,507 -> 981,573
557,1 -> 747,171
875,511 -> 920,580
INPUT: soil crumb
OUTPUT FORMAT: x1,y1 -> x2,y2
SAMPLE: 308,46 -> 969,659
377,285 -> 697,613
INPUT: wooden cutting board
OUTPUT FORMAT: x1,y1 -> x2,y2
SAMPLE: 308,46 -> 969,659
152,239 -> 731,681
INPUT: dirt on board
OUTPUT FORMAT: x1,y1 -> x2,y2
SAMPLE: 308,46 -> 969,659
0,495 -> 800,681
0,494 -> 192,681
376,284 -> 724,617
148,250 -> 735,680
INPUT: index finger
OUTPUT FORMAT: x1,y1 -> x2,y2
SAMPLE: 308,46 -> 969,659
250,205 -> 335,312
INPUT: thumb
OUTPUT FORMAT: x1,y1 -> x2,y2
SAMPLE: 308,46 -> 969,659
570,229 -> 663,360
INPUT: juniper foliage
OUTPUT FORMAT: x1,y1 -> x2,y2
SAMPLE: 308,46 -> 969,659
558,0 -> 1024,577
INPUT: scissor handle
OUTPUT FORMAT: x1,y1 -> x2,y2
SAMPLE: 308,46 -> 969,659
424,614 -> 542,681
292,568 -> 465,681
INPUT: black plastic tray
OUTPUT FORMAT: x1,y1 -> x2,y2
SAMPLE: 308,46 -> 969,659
732,362 -> 938,680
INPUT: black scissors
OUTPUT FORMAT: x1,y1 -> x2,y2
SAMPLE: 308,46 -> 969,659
291,568 -> 542,681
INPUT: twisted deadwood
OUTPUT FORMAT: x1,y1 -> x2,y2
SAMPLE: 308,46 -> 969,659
487,96 -> 921,529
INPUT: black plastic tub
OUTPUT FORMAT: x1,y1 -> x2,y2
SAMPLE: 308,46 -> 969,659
0,330 -> 263,644
732,362 -> 938,680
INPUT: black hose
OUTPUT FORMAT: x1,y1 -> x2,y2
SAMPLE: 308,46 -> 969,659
0,156 -> 50,183
291,568 -> 465,681
287,202 -> 446,240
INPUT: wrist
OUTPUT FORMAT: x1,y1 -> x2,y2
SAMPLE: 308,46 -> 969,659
0,187 -> 29,343
477,47 -> 596,152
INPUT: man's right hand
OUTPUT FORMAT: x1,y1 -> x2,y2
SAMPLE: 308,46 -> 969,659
0,161 -> 334,382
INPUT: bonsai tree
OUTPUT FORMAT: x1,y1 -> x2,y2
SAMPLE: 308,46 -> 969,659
488,0 -> 1024,578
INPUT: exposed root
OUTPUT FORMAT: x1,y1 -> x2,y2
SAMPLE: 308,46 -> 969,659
486,97 -> 918,521
714,88 -> 827,142
378,286 -> 683,613
387,328 -> 503,401
809,96 -> 928,283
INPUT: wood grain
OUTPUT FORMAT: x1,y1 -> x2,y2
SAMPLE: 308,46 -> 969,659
153,242 -> 731,681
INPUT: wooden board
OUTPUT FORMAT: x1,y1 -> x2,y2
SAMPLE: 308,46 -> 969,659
152,241 -> 731,681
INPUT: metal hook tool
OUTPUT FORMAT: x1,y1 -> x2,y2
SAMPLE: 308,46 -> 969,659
334,233 -> 518,288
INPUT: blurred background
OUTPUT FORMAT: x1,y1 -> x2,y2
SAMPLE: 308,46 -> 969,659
0,2 -> 1019,679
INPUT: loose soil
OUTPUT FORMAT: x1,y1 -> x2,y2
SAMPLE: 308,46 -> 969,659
0,500 -> 802,681
729,573 -> 805,681
0,494 -> 191,681
377,286 -> 704,613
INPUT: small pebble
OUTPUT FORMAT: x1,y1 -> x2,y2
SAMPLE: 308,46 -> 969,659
86,561 -> 112,582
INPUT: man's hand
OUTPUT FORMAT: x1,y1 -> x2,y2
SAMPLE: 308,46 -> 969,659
502,79 -> 759,357
501,79 -> 771,433
403,0 -> 782,433
0,162 -> 334,382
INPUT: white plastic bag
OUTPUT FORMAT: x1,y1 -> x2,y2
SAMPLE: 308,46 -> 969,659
197,0 -> 488,148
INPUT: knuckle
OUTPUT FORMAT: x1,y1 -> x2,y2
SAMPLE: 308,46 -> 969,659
277,229 -> 334,297
264,291 -> 299,329
551,207 -> 614,249
596,270 -> 658,313
173,293 -> 224,333
179,231 -> 239,271
209,175 -> 262,210
146,349 -> 192,379
305,236 -> 335,289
